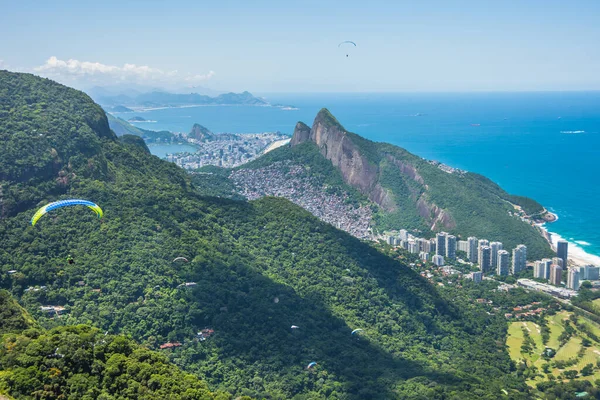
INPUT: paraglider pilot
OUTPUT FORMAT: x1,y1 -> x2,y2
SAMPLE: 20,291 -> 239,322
67,255 -> 74,265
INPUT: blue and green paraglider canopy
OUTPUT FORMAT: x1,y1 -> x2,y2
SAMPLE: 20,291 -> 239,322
31,199 -> 103,226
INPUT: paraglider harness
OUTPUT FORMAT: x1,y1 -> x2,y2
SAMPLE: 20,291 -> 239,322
67,255 -> 74,265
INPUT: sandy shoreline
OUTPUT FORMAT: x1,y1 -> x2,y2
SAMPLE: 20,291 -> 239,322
537,222 -> 600,266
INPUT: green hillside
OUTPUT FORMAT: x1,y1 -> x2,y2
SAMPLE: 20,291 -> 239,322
106,113 -> 174,143
255,109 -> 554,259
0,71 -> 531,398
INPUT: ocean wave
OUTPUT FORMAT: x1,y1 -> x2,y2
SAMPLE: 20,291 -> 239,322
547,230 -> 600,266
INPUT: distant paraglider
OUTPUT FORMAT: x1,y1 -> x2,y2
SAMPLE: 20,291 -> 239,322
291,325 -> 299,329
338,41 -> 356,57
31,199 -> 103,226
307,361 -> 318,369
173,257 -> 189,263
351,329 -> 363,335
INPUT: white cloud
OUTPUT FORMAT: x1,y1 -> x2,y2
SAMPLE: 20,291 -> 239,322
33,56 -> 215,87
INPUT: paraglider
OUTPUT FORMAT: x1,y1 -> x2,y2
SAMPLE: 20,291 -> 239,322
338,41 -> 356,57
351,329 -> 363,335
291,325 -> 299,329
66,255 -> 74,265
307,362 -> 317,369
31,199 -> 103,226
173,257 -> 189,263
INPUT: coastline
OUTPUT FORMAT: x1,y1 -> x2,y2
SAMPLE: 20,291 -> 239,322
537,220 -> 600,267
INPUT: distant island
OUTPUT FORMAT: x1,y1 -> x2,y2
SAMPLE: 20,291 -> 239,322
110,105 -> 134,113
128,116 -> 147,122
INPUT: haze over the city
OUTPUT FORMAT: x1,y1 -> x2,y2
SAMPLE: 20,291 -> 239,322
1,0 -> 600,92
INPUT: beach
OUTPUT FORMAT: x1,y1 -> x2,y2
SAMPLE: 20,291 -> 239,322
541,225 -> 600,267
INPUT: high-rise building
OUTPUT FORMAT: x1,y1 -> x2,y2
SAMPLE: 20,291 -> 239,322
429,239 -> 436,254
550,264 -> 563,286
552,257 -> 564,268
419,251 -> 430,262
588,266 -> 600,281
557,240 -> 568,268
387,236 -> 396,246
399,229 -> 409,241
458,240 -> 469,253
479,246 -> 492,273
534,261 -> 545,279
433,254 -> 445,267
472,271 -> 483,283
490,242 -> 503,268
567,267 -> 580,290
478,239 -> 490,249
436,233 -> 447,256
446,235 -> 457,260
512,245 -> 527,275
467,237 -> 478,263
541,258 -> 553,279
408,240 -> 419,254
497,250 -> 510,276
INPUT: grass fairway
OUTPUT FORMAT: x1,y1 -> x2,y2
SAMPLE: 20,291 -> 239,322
506,311 -> 600,386
554,336 -> 581,361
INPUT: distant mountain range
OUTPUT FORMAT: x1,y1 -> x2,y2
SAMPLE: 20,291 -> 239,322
92,89 -> 270,109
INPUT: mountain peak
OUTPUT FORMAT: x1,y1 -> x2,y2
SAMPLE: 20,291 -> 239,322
190,123 -> 214,141
314,108 -> 345,131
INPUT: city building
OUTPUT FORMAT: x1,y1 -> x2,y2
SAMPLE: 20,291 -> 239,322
552,257 -> 564,268
517,279 -> 577,299
490,242 -> 503,268
497,250 -> 510,276
578,265 -> 600,281
408,240 -> 419,254
433,254 -> 445,267
588,266 -> 600,281
479,246 -> 492,273
429,239 -> 436,254
550,264 -> 563,286
466,237 -> 478,263
458,240 -> 469,253
419,238 -> 431,253
541,258 -> 553,279
436,233 -> 447,256
557,240 -> 568,268
534,260 -> 547,279
512,245 -> 527,275
446,235 -> 457,260
567,267 -> 580,290
399,229 -> 408,241
472,271 -> 483,283
419,251 -> 430,262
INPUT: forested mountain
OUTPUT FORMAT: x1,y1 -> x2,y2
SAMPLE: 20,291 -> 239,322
0,71 -> 531,398
106,113 -> 174,142
237,109 -> 554,259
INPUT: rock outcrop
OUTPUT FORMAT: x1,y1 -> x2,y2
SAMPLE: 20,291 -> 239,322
291,109 -> 396,211
290,108 -> 458,228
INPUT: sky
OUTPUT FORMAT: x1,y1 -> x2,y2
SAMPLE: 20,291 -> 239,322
1,0 -> 600,93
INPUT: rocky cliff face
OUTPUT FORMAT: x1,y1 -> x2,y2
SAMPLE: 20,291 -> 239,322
291,109 -> 395,211
290,108 -> 457,229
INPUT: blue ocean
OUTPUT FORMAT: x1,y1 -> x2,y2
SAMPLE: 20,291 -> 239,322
123,92 -> 600,261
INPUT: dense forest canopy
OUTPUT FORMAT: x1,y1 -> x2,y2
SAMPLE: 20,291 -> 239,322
0,71 -> 537,398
